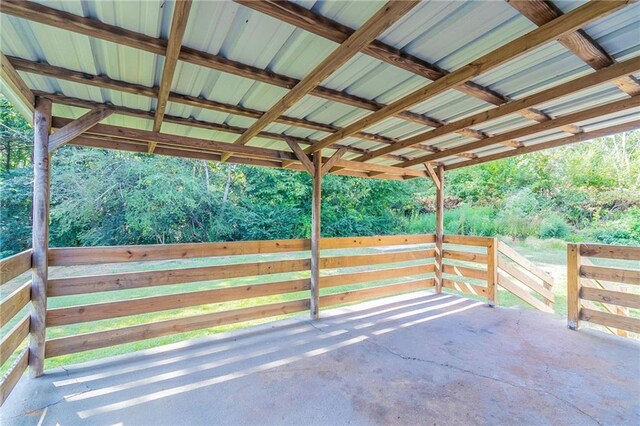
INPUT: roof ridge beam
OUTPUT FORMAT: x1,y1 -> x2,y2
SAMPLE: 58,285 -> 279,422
354,55 -> 640,163
303,0 -> 631,154
227,0 -> 420,154
149,0 -> 192,153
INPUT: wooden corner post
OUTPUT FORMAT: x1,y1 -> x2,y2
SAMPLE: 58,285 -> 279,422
310,151 -> 322,319
567,243 -> 581,330
435,165 -> 444,293
487,237 -> 498,307
29,97 -> 52,377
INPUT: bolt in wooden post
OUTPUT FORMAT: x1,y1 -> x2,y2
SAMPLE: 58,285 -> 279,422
310,152 -> 322,320
29,97 -> 52,377
567,243 -> 581,330
487,237 -> 498,307
434,165 -> 444,293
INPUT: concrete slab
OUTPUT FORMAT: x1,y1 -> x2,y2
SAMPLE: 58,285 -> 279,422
2,292 -> 639,425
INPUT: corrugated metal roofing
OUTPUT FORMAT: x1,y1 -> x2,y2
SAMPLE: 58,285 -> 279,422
1,0 -> 639,177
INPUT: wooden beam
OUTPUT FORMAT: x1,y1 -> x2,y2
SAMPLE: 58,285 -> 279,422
403,94 -> 640,166
149,0 -> 192,153
435,165 -> 444,294
304,0 -> 631,154
423,163 -> 440,190
48,106 -> 113,152
321,147 -> 349,176
29,97 -> 51,378
0,1 -> 445,134
508,0 -> 640,96
0,52 -> 34,114
285,138 -> 315,176
354,55 -> 640,163
310,152 -> 322,319
232,0 -> 419,149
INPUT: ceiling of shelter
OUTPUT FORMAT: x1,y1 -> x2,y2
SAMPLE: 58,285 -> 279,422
1,0 -> 639,180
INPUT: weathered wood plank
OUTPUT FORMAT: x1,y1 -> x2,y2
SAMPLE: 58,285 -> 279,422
321,234 -> 435,249
0,281 -> 31,328
580,308 -> 640,334
580,265 -> 640,286
0,52 -> 34,114
0,249 -> 31,286
498,241 -> 554,285
0,316 -> 29,366
579,243 -> 640,261
498,273 -> 554,313
580,287 -> 640,310
567,244 -> 581,329
45,300 -> 309,358
443,250 -> 488,264
442,279 -> 488,297
435,165 -> 444,294
47,279 -> 310,327
0,349 -> 28,406
320,279 -> 432,307
443,235 -> 492,247
498,258 -> 554,302
442,264 -> 488,281
322,249 -> 433,269
48,106 -> 113,152
321,264 -> 434,289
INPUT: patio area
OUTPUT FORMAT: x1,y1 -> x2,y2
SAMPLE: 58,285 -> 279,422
3,292 -> 638,426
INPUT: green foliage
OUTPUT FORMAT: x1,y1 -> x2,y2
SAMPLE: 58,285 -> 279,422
539,215 -> 570,240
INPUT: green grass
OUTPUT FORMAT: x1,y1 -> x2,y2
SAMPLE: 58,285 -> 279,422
1,238 -> 637,374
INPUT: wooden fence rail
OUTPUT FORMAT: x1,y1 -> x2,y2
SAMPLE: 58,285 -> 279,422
568,243 -> 640,335
0,249 -> 32,406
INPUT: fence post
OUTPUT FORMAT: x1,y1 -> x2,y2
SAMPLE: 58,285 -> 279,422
567,243 -> 581,330
434,165 -> 444,293
487,238 -> 498,307
309,152 -> 322,320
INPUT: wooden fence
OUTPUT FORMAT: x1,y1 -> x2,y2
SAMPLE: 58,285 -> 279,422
0,249 -> 32,406
442,236 -> 554,312
568,243 -> 640,335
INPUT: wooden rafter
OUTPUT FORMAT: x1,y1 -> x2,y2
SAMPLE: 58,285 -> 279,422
424,163 -> 441,190
303,0 -> 631,154
355,55 -> 640,163
149,0 -> 192,153
402,94 -> 640,166
48,106 -> 113,152
508,0 -> 640,96
285,138 -> 315,176
225,0 -> 419,160
321,147 -> 349,176
445,119 -> 640,170
0,0 -> 446,132
0,52 -> 34,115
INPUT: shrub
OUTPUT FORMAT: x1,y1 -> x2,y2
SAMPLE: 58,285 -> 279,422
539,215 -> 570,239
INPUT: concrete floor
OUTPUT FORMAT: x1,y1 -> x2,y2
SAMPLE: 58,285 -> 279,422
3,292 -> 639,425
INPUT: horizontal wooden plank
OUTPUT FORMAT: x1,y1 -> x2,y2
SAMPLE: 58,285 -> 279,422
443,235 -> 492,247
580,265 -> 640,286
580,307 -> 640,334
47,279 -> 310,326
442,264 -> 488,281
320,264 -> 434,288
498,258 -> 554,302
47,259 -> 310,296
45,299 -> 309,358
322,249 -> 434,269
321,234 -> 435,249
0,249 -> 31,286
0,315 -> 29,366
497,241 -> 554,285
0,348 -> 28,407
0,281 -> 31,328
49,239 -> 310,266
580,287 -> 640,310
579,243 -> 640,261
320,279 -> 433,307
442,279 -> 488,297
497,273 -> 554,313
443,250 -> 488,264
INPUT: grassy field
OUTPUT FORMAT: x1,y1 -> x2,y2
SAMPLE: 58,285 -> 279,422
1,237 -> 637,374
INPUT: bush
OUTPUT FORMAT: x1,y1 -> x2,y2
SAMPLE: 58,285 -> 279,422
538,215 -> 570,239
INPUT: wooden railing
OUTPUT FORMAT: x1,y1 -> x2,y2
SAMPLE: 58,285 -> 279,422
0,249 -> 32,406
43,235 -> 435,359
442,235 -> 555,312
568,243 -> 640,335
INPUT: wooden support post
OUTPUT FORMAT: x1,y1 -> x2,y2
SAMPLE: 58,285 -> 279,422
567,243 -> 581,330
435,165 -> 444,293
29,97 -> 52,377
310,151 -> 322,319
487,237 -> 498,307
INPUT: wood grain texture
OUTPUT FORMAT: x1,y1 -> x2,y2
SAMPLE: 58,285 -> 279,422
321,264 -> 434,289
45,300 -> 309,358
0,349 -> 28,406
580,265 -> 640,286
580,287 -> 640,310
497,272 -> 554,313
498,259 -> 554,302
567,244 -> 581,329
320,279 -> 432,308
442,279 -> 488,298
0,316 -> 29,366
0,52 -> 34,112
443,250 -> 488,264
49,106 -> 113,151
579,243 -> 640,261
580,308 -> 640,334
310,152 -> 322,319
0,249 -> 31,286
0,281 -> 31,328
435,165 -> 444,293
